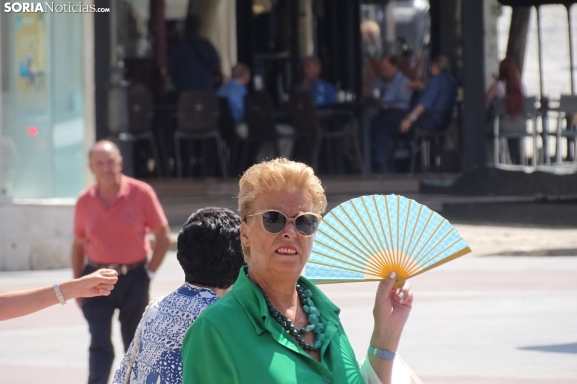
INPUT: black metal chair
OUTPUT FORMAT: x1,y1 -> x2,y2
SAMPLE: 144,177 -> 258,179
555,95 -> 577,164
174,91 -> 228,178
241,91 -> 280,168
289,92 -> 364,173
217,97 -> 242,176
288,91 -> 321,168
408,108 -> 457,174
492,96 -> 540,166
117,83 -> 163,177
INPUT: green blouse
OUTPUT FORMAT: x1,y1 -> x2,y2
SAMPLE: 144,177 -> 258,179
182,266 -> 365,384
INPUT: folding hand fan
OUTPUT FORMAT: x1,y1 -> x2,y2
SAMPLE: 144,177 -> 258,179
305,194 -> 471,287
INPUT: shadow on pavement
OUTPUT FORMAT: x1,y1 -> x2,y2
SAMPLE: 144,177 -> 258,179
488,248 -> 577,256
518,342 -> 577,354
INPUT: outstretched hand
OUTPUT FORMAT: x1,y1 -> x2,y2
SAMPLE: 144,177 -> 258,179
79,268 -> 118,297
72,269 -> 118,308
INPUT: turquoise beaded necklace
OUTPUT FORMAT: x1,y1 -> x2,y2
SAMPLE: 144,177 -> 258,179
258,283 -> 325,352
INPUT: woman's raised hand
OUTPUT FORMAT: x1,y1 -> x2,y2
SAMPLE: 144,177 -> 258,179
370,272 -> 413,351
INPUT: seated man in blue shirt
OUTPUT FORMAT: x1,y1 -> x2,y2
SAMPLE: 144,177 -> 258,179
399,55 -> 457,135
294,57 -> 337,106
370,54 -> 413,173
218,63 -> 251,126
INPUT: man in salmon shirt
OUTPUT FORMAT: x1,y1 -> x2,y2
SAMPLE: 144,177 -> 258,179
71,140 -> 171,384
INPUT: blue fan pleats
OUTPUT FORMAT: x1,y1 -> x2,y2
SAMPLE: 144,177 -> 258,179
307,194 -> 470,283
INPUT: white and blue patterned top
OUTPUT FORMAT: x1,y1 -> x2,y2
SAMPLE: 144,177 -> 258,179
112,283 -> 219,384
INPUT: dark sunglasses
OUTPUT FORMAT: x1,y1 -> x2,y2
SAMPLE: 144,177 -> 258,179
246,210 -> 322,237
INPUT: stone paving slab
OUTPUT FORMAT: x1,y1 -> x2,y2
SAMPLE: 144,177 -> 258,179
1,224 -> 576,384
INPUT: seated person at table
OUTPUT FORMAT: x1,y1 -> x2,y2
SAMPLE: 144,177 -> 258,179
218,63 -> 251,127
370,54 -> 413,173
112,207 -> 245,384
218,63 -> 294,160
399,55 -> 457,135
294,57 -> 338,106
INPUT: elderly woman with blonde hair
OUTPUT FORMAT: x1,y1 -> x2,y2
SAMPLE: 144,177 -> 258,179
182,158 -> 414,384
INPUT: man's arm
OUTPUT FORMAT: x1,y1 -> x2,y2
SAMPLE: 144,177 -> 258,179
325,82 -> 338,104
399,76 -> 441,133
406,80 -> 425,91
147,225 -> 172,274
399,103 -> 426,133
71,237 -> 86,279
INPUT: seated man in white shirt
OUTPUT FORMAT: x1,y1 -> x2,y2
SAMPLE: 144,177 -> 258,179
112,207 -> 245,384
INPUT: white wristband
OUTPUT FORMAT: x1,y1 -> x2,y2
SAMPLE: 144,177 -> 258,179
53,284 -> 66,305
408,113 -> 418,122
146,268 -> 155,280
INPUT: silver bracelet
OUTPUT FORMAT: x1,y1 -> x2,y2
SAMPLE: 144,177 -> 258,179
53,284 -> 66,305
368,346 -> 396,360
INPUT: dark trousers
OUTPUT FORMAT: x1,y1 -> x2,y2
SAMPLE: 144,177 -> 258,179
371,110 -> 447,172
370,109 -> 409,172
81,264 -> 150,384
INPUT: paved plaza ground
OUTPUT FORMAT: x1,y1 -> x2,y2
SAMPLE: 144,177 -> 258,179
1,224 -> 576,384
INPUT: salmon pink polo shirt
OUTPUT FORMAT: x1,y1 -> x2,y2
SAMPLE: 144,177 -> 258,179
74,175 -> 168,265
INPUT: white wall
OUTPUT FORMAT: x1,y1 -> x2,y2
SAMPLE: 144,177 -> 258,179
0,201 -> 75,270
0,7 -> 94,271
198,0 -> 237,82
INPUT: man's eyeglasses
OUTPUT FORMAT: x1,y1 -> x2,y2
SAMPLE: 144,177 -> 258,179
246,210 -> 322,237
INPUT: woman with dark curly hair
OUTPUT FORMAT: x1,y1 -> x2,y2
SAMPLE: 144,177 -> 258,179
113,207 -> 245,384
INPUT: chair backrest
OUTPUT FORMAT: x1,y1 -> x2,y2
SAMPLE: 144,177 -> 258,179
558,95 -> 577,114
288,91 -> 319,136
494,96 -> 539,116
524,96 -> 539,115
127,84 -> 154,134
244,91 -> 277,138
177,91 -> 219,134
